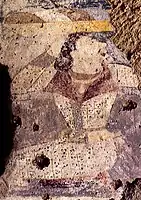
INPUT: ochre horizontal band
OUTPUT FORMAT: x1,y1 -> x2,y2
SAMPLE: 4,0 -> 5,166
7,20 -> 113,36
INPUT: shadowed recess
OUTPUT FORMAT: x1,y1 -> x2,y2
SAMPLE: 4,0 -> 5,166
0,63 -> 14,176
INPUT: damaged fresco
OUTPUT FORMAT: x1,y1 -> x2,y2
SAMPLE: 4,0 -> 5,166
0,0 -> 140,200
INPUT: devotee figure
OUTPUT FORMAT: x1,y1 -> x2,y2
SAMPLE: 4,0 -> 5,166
2,32 -> 139,199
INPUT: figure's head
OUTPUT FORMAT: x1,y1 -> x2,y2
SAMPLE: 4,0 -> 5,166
54,32 -> 114,97
54,32 -> 111,75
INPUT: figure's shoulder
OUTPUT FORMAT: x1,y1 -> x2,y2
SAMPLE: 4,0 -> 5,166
107,86 -> 141,131
111,86 -> 141,111
108,64 -> 139,88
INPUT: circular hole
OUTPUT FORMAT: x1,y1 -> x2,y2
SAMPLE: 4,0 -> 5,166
33,123 -> 39,132
33,154 -> 50,170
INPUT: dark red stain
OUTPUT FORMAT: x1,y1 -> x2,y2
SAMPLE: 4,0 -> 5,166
12,176 -> 113,197
39,178 -> 82,188
83,66 -> 115,102
47,66 -> 117,104
95,171 -> 108,185
47,71 -> 78,102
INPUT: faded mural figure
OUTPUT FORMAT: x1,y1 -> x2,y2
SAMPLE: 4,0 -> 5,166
46,32 -> 118,133
44,32 -> 138,180
47,33 -> 117,103
46,33 -> 138,183
5,32 -> 140,198
1,0 -> 141,199
3,31 -> 139,199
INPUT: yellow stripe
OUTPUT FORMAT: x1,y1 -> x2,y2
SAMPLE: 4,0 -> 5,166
60,128 -> 122,143
9,20 -> 113,36
72,20 -> 113,32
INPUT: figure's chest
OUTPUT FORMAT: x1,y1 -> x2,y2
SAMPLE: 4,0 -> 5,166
53,91 -> 117,130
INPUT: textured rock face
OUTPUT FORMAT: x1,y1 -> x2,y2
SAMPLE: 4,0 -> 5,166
108,0 -> 141,84
0,0 -> 141,200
